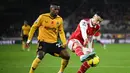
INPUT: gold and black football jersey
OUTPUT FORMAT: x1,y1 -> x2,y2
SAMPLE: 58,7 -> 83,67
28,13 -> 66,45
22,24 -> 30,35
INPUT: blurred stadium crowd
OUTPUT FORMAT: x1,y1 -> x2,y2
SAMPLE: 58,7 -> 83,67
0,0 -> 130,40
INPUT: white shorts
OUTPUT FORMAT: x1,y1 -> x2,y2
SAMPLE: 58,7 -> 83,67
67,39 -> 94,54
68,39 -> 82,51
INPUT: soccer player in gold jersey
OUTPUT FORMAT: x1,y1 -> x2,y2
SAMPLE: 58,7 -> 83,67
26,2 -> 70,73
21,20 -> 30,51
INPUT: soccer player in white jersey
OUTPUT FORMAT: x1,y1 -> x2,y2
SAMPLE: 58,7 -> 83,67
67,12 -> 103,73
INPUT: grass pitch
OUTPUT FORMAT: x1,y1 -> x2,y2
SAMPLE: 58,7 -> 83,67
0,43 -> 130,73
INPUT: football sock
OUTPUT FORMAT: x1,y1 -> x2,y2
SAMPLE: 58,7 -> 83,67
29,58 -> 41,73
74,46 -> 84,56
58,59 -> 69,73
77,61 -> 90,73
22,42 -> 25,50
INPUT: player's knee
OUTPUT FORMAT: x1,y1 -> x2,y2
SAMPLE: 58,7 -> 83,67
37,54 -> 44,60
60,49 -> 70,60
37,51 -> 45,60
65,55 -> 70,60
62,54 -> 70,60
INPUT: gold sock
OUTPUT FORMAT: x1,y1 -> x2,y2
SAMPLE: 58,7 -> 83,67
22,42 -> 25,50
58,59 -> 69,73
29,58 -> 41,73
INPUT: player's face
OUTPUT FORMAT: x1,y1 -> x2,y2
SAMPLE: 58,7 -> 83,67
50,5 -> 60,15
92,15 -> 102,25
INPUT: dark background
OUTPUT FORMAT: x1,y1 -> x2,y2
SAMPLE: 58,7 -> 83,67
0,0 -> 130,37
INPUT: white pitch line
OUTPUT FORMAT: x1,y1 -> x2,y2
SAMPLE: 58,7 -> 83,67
12,65 -> 130,68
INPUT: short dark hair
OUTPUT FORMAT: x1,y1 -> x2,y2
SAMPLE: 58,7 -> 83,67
50,1 -> 60,6
50,1 -> 60,10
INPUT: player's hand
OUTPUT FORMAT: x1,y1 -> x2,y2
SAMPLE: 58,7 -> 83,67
25,43 -> 30,48
61,43 -> 67,48
83,39 -> 88,47
25,40 -> 31,48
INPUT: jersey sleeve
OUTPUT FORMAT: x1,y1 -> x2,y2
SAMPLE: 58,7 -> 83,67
28,15 -> 42,41
58,19 -> 67,45
79,19 -> 88,41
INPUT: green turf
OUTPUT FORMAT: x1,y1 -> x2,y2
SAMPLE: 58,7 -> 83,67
0,43 -> 130,73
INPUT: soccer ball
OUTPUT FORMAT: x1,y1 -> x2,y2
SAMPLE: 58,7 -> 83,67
87,55 -> 100,67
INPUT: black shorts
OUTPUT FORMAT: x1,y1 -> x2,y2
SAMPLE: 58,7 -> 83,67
37,41 -> 65,56
22,35 -> 28,41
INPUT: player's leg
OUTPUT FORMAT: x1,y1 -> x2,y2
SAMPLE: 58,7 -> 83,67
77,55 -> 100,73
58,48 -> 70,73
22,41 -> 25,50
47,42 -> 70,73
95,35 -> 102,45
29,50 -> 46,73
96,40 -> 104,46
96,35 -> 106,49
25,35 -> 30,51
77,61 -> 90,73
68,39 -> 95,62
29,42 -> 46,73
22,35 -> 26,50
